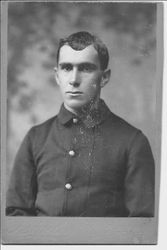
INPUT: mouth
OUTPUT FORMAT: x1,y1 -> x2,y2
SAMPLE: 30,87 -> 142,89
66,91 -> 83,96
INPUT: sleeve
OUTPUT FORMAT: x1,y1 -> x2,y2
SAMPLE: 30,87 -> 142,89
6,128 -> 37,216
124,131 -> 155,217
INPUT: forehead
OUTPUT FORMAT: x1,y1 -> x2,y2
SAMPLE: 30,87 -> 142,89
58,45 -> 100,65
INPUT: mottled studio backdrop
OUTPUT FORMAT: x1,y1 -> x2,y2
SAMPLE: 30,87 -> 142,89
7,2 -> 157,185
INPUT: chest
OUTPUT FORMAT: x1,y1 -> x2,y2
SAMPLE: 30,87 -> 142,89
34,122 -> 127,191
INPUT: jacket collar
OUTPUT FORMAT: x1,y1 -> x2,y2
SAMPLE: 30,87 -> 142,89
57,99 -> 111,128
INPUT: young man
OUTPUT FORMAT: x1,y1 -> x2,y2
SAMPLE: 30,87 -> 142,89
6,31 -> 155,217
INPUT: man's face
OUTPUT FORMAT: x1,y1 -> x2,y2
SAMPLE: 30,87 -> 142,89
55,44 -> 109,114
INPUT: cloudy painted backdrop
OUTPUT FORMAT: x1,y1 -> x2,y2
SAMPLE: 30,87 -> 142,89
7,2 -> 157,184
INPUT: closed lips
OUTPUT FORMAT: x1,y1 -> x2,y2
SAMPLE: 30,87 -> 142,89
66,91 -> 82,94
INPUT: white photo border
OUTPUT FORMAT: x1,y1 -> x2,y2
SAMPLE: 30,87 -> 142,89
1,0 -> 163,245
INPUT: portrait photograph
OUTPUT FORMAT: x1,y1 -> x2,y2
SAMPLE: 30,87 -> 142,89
1,0 -> 163,245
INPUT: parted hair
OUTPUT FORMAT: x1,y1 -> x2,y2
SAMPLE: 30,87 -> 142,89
56,31 -> 109,70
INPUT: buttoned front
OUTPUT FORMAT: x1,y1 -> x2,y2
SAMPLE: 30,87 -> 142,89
73,118 -> 78,124
69,150 -> 75,157
65,183 -> 72,190
6,99 -> 155,217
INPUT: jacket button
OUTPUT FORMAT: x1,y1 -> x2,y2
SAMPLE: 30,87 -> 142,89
73,118 -> 78,124
69,150 -> 75,156
65,183 -> 72,190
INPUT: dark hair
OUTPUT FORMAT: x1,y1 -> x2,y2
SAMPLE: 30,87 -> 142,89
56,31 -> 109,70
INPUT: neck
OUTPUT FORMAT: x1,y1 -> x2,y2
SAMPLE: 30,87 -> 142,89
80,98 -> 100,115
64,98 -> 101,116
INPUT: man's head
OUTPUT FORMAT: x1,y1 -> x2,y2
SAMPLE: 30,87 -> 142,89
55,31 -> 111,114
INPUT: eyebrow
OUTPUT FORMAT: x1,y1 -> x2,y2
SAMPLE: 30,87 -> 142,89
59,62 -> 98,69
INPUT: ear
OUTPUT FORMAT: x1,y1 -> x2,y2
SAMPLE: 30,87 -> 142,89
100,69 -> 111,88
54,67 -> 60,86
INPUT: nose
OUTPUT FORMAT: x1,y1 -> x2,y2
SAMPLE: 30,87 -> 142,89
69,68 -> 80,87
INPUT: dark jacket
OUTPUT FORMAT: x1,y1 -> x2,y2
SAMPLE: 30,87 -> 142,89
6,100 -> 155,216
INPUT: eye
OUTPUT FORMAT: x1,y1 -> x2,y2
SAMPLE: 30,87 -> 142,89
61,64 -> 72,71
79,63 -> 97,72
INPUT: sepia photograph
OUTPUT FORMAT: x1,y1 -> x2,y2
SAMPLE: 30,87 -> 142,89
1,0 -> 163,244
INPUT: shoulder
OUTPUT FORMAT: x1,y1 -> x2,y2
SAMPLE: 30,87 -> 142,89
26,115 -> 58,143
101,100 -> 142,140
106,111 -> 149,149
31,115 -> 57,132
108,111 -> 140,135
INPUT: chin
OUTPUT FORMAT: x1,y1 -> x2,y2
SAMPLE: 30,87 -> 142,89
66,100 -> 89,110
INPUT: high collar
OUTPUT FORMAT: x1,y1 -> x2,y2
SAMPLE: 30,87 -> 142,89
57,99 -> 111,128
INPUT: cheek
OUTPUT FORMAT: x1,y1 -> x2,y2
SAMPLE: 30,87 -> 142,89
85,74 -> 101,87
85,83 -> 100,99
57,72 -> 70,83
91,76 -> 102,90
58,75 -> 66,84
57,76 -> 68,90
58,83 -> 66,95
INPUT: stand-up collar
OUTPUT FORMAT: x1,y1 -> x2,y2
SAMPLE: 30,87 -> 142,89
58,99 -> 111,128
